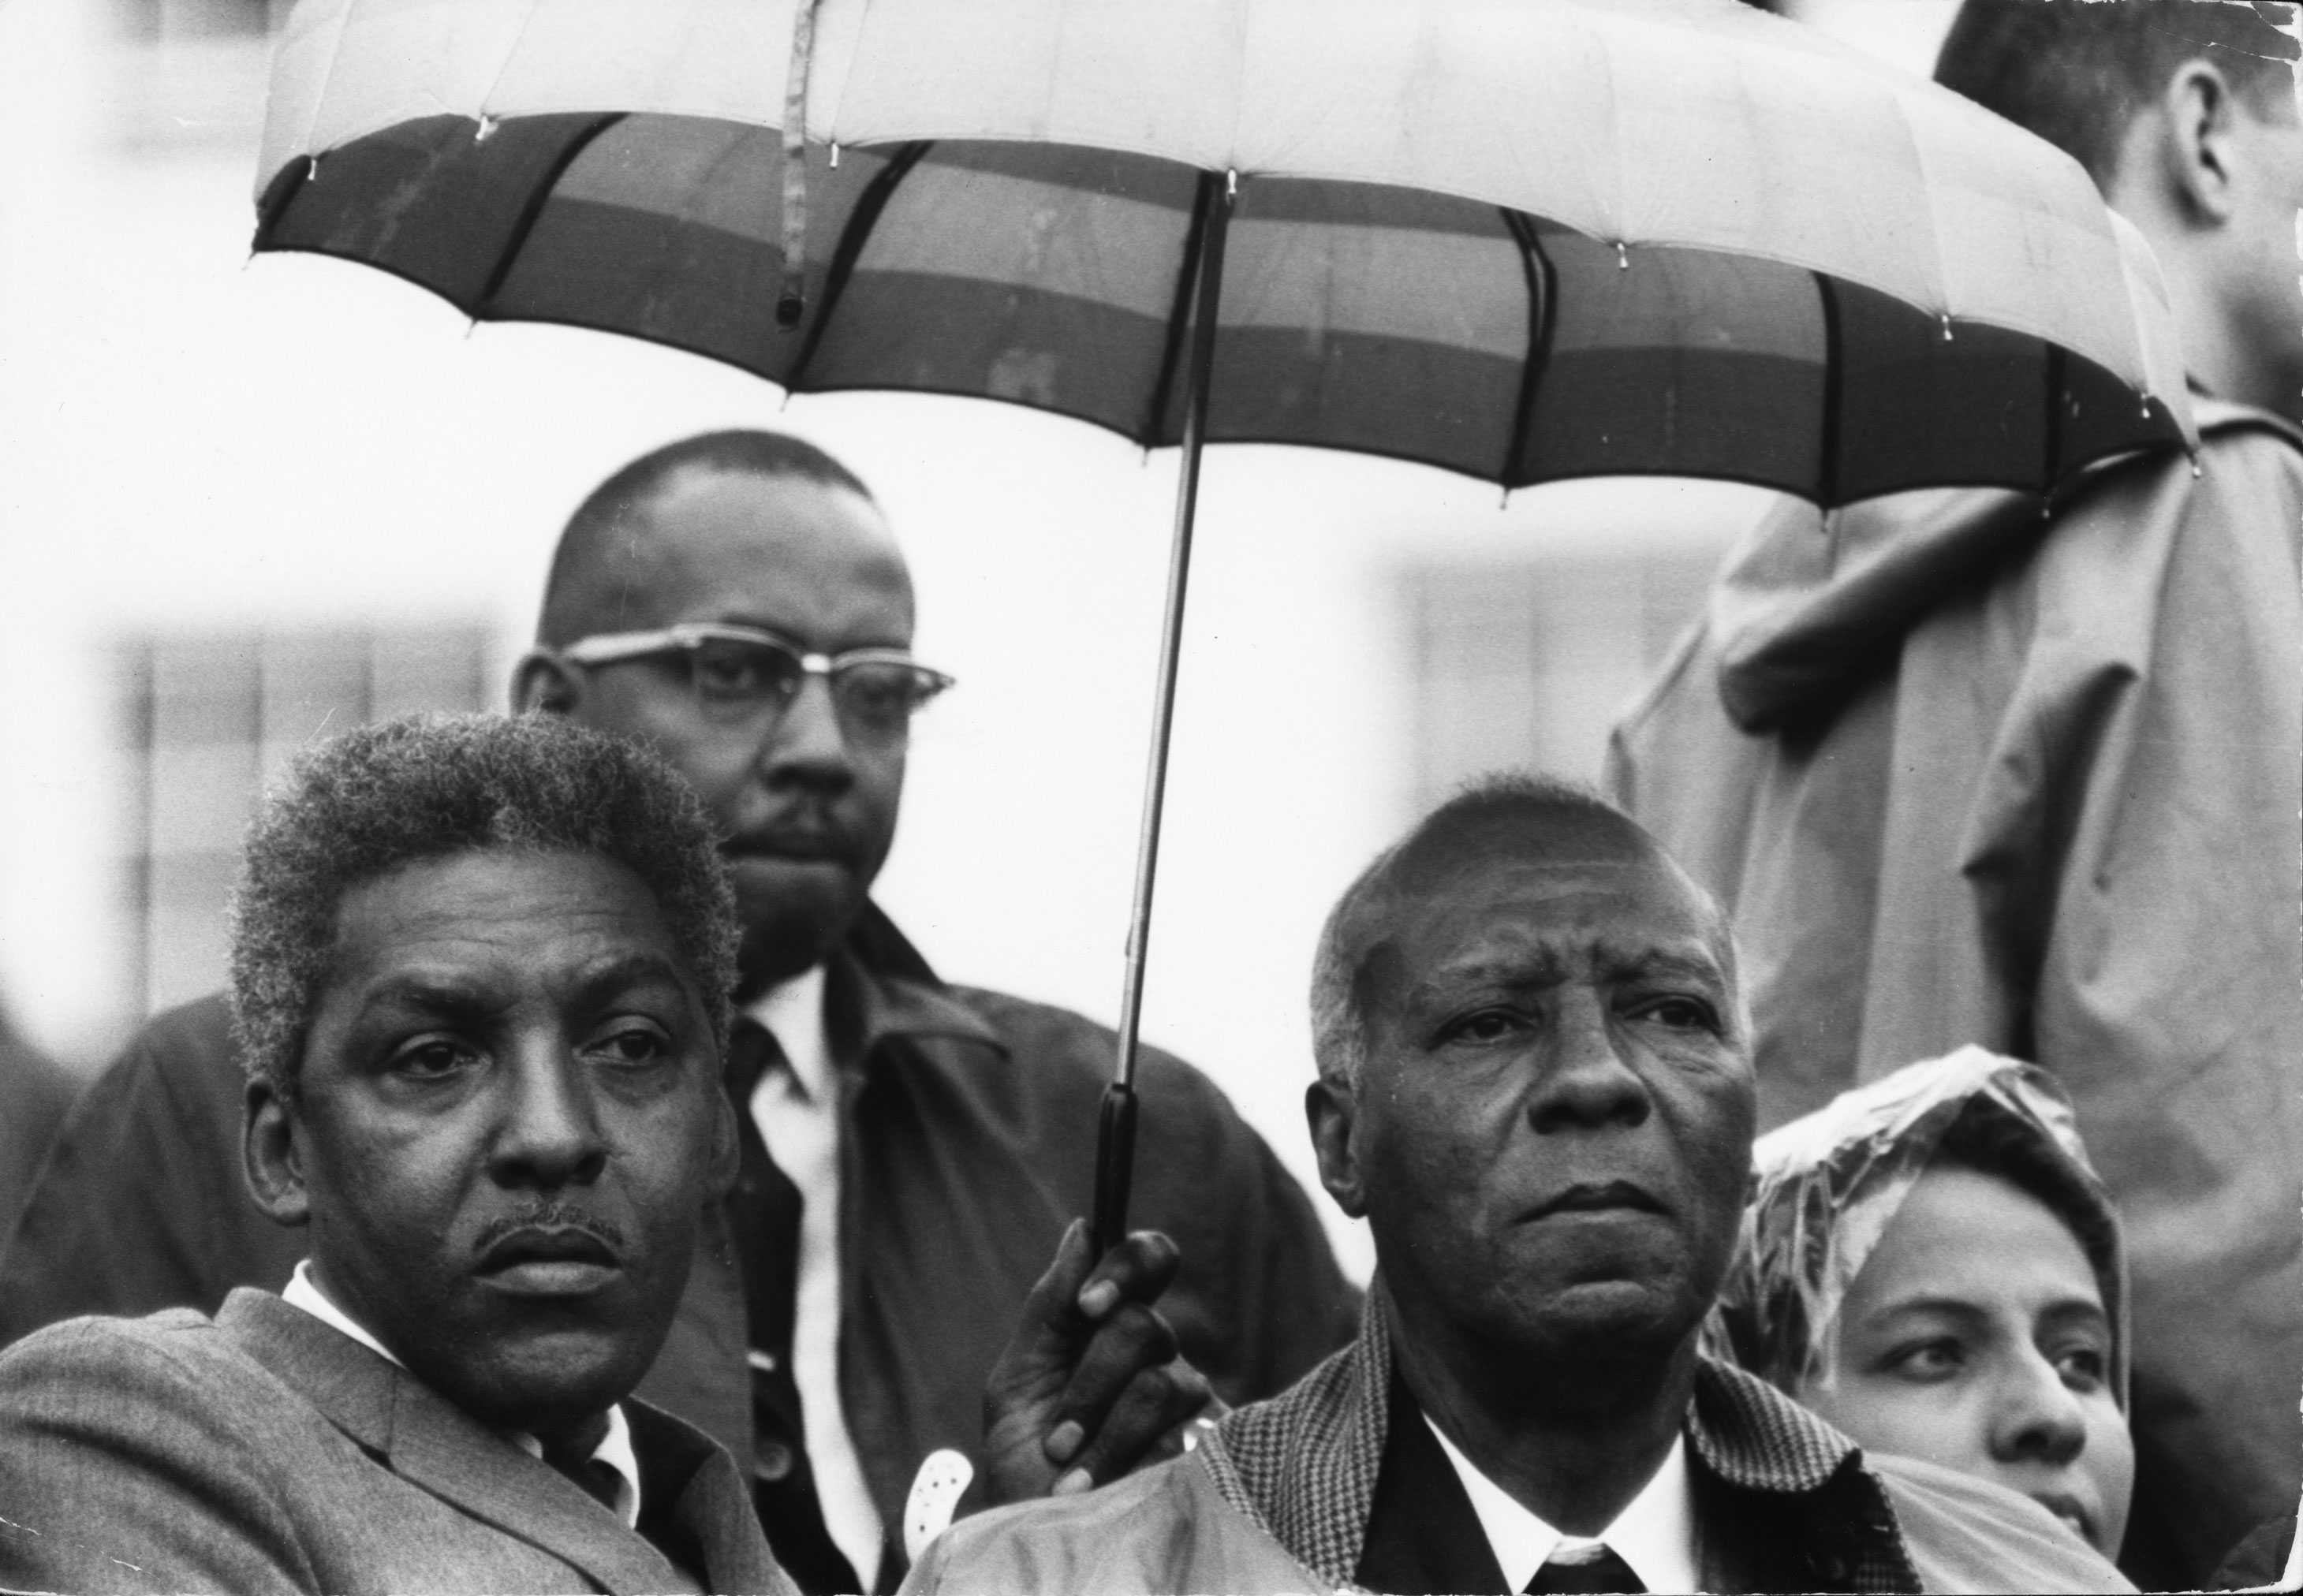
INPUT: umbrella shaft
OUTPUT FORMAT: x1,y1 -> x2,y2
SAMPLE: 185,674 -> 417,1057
1112,173 -> 1233,1097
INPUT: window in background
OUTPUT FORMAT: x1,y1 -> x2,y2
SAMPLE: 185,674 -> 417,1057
1402,545 -> 1725,810
114,625 -> 495,1019
110,0 -> 286,152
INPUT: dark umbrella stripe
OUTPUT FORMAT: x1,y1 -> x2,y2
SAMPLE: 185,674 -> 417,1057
256,112 -> 2182,505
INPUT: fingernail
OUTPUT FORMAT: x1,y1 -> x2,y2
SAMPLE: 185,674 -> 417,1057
1077,1281 -> 1119,1318
1045,1421 -> 1084,1464
1053,1468 -> 1093,1496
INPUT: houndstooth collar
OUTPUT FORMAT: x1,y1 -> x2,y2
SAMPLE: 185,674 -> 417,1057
1193,1281 -> 1920,1593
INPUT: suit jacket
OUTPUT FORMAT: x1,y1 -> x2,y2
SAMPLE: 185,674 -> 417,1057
0,1288 -> 797,1596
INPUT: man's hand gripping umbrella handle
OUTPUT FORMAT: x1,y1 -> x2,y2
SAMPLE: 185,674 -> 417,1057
1091,1082 -> 1139,1257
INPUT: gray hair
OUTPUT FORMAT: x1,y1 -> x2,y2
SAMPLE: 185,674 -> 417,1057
229,712 -> 740,1095
1307,771 -> 1740,1091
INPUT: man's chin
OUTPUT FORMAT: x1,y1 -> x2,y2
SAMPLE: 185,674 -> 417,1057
426,1326 -> 651,1438
729,858 -> 860,979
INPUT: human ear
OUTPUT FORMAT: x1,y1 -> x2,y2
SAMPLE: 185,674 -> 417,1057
510,650 -> 583,717
1306,1078 -> 1368,1219
243,1073 -> 312,1228
2163,62 -> 2244,224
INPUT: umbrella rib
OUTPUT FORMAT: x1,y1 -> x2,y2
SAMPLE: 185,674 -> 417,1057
473,113 -> 628,315
1814,270 -> 1843,509
785,140 -> 935,388
1498,208 -> 1558,490
2042,338 -> 2065,497
1143,170 -> 1226,444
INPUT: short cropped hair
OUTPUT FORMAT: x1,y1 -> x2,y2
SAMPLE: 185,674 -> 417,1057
228,713 -> 740,1094
536,430 -> 878,647
1936,0 -> 2299,189
1307,772 -> 1723,1090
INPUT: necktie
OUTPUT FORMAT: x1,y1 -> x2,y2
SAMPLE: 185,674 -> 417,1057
722,1017 -> 863,1596
1525,1543 -> 1646,1594
538,1416 -> 623,1518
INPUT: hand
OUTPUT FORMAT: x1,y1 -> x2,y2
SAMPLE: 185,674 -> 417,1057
979,1219 -> 1220,1505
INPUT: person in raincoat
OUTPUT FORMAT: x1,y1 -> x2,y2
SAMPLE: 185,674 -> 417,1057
1608,6 -> 2303,1581
1711,1048 -> 2134,1567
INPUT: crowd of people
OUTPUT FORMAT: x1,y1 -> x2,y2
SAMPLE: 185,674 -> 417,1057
0,2 -> 2297,1593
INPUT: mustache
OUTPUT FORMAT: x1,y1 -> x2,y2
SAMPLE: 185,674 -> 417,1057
471,1203 -> 627,1257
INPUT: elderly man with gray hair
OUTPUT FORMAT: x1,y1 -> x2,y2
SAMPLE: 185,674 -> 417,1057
902,775 -> 2130,1594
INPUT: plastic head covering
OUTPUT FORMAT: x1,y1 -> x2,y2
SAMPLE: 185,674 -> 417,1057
1708,1046 -> 2129,1407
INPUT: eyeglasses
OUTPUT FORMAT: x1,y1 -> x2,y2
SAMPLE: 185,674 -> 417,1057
558,623 -> 954,744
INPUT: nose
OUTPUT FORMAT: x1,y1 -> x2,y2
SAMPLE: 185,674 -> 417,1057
759,670 -> 855,792
1525,989 -> 1652,1135
1986,1349 -> 2089,1469
489,1039 -> 609,1191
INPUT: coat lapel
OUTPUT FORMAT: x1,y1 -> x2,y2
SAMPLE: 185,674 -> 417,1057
217,1288 -> 705,1596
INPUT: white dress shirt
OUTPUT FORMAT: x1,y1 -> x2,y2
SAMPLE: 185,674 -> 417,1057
281,1259 -> 642,1530
748,965 -> 885,1591
1424,1415 -> 1702,1593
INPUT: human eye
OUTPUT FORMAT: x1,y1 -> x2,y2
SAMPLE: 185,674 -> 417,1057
1436,1009 -> 1526,1047
386,1036 -> 483,1081
1883,1337 -> 1968,1382
689,640 -> 784,706
1624,993 -> 1720,1033
834,663 -> 923,734
582,1020 -> 675,1072
2050,1341 -> 2110,1393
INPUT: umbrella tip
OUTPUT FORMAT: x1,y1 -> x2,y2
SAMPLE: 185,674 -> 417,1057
1617,241 -> 1628,270
1940,313 -> 1954,342
777,294 -> 805,328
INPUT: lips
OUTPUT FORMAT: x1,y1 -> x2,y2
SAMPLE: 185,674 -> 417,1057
475,1225 -> 622,1298
726,827 -> 854,866
2028,1491 -> 2097,1548
1525,1180 -> 1668,1221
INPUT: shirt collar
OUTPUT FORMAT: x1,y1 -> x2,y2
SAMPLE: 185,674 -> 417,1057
281,1260 -> 643,1531
747,963 -> 830,1102
1424,1415 -> 1698,1593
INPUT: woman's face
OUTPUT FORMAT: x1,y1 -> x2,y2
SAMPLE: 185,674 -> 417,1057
1795,1165 -> 2133,1557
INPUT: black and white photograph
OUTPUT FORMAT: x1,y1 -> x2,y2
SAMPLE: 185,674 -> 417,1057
0,0 -> 2297,1590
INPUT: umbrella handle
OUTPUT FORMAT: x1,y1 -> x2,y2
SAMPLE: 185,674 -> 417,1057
1091,170 -> 1233,1264
1089,1081 -> 1139,1259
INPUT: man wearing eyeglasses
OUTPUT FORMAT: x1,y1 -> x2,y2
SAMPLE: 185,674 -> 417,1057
0,430 -> 1357,1594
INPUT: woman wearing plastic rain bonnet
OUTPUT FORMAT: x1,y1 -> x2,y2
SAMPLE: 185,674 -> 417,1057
1711,1048 -> 2136,1567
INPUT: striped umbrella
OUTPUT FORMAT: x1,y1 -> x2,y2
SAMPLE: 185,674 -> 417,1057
254,0 -> 2195,1251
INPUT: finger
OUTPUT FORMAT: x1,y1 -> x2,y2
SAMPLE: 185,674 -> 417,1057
1041,1301 -> 1179,1462
1074,1229 -> 1181,1322
1009,1218 -> 1096,1355
1056,1359 -> 1215,1493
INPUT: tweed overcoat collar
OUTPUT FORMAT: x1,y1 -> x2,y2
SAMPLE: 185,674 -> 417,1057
1192,1285 -> 1924,1593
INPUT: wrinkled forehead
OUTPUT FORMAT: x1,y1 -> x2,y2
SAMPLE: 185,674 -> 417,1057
1357,818 -> 1735,995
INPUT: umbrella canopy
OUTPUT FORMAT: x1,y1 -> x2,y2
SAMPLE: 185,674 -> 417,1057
256,0 -> 2193,506
250,0 -> 2198,1248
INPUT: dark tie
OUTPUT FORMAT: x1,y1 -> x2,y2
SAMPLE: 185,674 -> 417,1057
722,1017 -> 863,1596
1525,1545 -> 1646,1594
539,1424 -> 623,1517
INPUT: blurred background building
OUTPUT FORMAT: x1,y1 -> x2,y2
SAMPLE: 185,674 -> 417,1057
0,0 -> 1959,1274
